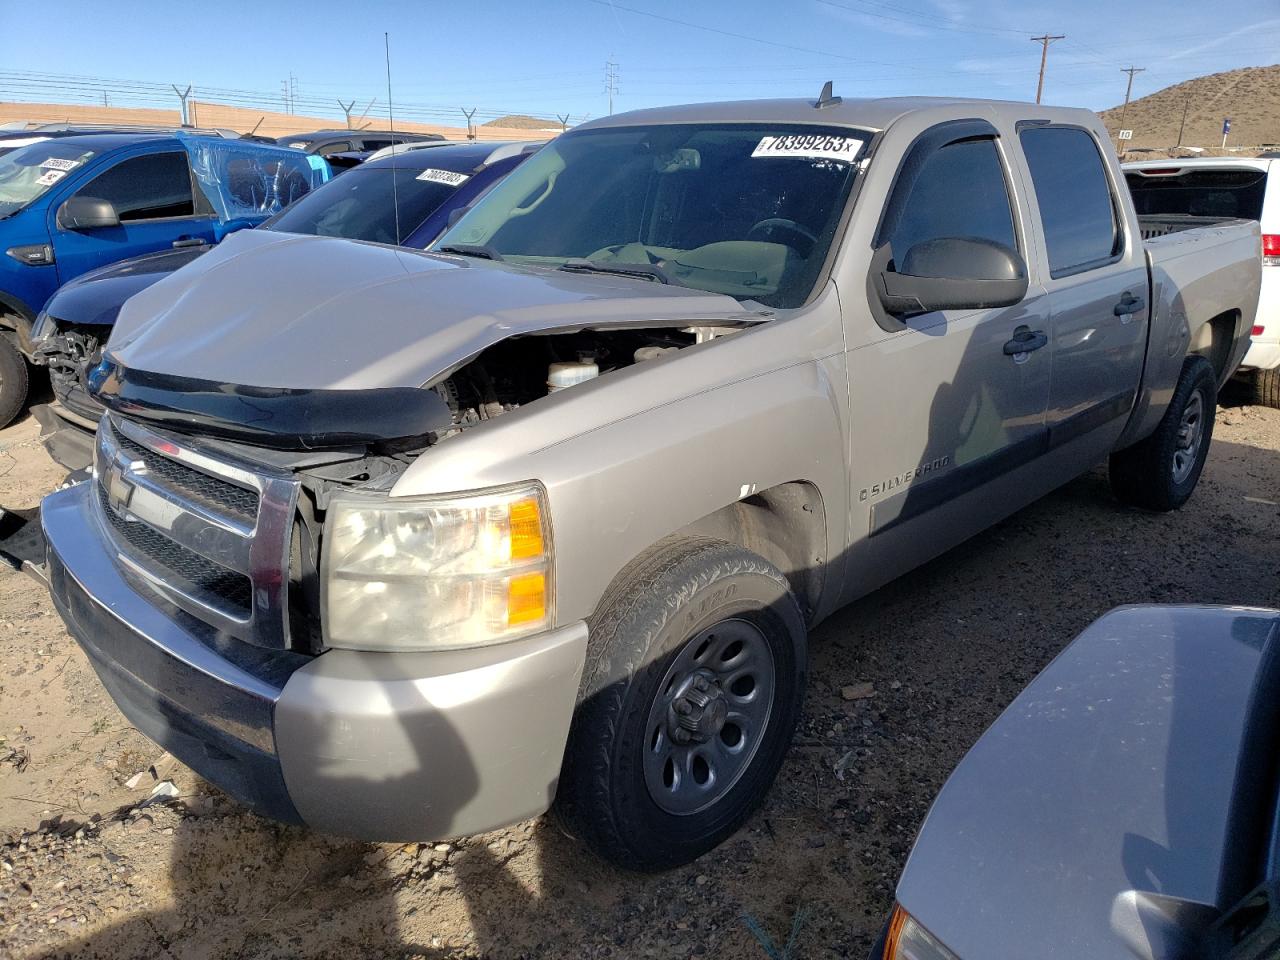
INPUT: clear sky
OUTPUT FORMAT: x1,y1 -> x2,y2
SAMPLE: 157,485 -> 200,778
2,0 -> 1277,125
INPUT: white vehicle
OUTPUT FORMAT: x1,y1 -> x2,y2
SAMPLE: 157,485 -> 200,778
1125,157 -> 1280,405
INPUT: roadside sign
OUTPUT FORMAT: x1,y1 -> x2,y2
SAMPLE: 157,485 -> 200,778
1118,129 -> 1133,140
1222,118 -> 1231,135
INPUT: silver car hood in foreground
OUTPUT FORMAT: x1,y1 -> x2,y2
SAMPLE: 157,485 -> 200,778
897,604 -> 1280,960
106,229 -> 755,391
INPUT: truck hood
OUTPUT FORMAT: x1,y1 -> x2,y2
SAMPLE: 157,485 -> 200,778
896,604 -> 1280,960
107,229 -> 756,391
45,246 -> 207,327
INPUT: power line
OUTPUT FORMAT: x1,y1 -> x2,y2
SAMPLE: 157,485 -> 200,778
1118,66 -> 1146,126
1030,33 -> 1065,104
605,59 -> 619,115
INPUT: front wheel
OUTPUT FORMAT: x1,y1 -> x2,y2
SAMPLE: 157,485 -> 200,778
555,538 -> 807,871
1109,355 -> 1216,511
0,336 -> 29,429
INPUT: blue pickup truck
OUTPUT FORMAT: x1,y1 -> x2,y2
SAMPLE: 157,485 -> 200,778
0,132 -> 328,425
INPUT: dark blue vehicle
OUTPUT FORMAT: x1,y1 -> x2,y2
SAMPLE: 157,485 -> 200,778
0,132 -> 328,425
28,139 -> 542,469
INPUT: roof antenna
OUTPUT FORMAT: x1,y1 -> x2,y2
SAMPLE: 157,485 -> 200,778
815,80 -> 842,109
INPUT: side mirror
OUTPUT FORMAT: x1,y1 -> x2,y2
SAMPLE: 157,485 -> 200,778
57,196 -> 120,231
446,206 -> 469,228
873,237 -> 1028,317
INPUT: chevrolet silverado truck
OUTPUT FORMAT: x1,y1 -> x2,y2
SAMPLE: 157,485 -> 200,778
875,605 -> 1280,960
40,93 -> 1262,870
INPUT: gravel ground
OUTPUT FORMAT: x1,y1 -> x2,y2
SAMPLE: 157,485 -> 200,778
1,398 -> 1277,960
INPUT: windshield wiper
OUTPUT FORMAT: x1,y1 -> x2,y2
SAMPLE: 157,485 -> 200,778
437,243 -> 504,262
558,258 -> 680,286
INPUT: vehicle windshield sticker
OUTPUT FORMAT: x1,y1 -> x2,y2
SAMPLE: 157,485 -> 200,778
35,169 -> 67,186
751,135 -> 865,163
40,157 -> 82,171
416,168 -> 470,186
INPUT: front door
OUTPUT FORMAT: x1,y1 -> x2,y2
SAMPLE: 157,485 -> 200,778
841,121 -> 1052,595
50,149 -> 219,285
1018,124 -> 1149,458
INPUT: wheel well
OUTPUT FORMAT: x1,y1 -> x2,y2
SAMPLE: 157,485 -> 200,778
673,481 -> 827,622
1189,309 -> 1239,386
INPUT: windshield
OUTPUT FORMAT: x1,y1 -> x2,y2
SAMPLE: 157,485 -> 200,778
1126,168 -> 1268,220
0,140 -> 96,219
434,123 -> 869,307
266,165 -> 465,245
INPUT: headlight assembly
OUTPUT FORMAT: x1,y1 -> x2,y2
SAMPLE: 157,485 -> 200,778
881,906 -> 960,960
321,481 -> 553,652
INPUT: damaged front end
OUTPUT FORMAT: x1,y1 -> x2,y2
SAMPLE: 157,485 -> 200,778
81,313 -> 751,656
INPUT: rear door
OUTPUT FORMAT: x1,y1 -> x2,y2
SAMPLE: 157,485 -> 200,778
1017,124 -> 1148,458
50,148 -> 219,284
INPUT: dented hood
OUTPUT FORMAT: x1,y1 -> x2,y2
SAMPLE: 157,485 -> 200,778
107,229 -> 753,391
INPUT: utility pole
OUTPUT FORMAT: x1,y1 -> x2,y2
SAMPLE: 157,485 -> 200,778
1030,34 -> 1064,105
1118,66 -> 1144,126
289,74 -> 299,115
281,80 -> 291,115
461,107 -> 477,140
1176,94 -> 1190,148
556,113 -> 570,132
101,91 -> 109,107
604,59 -> 619,115
338,100 -> 357,129
172,84 -> 192,126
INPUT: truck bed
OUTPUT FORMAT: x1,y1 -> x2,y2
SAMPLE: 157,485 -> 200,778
1117,216 -> 1262,450
1137,212 -> 1244,240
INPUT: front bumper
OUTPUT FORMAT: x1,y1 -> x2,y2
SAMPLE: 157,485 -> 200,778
43,483 -> 589,840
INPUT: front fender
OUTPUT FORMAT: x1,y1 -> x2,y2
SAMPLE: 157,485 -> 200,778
394,323 -> 850,626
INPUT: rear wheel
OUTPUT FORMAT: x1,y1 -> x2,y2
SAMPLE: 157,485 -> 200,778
1251,367 -> 1280,409
555,538 -> 806,871
1109,355 -> 1216,511
0,336 -> 29,429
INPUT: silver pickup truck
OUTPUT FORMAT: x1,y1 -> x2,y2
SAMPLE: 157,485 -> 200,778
40,93 -> 1262,870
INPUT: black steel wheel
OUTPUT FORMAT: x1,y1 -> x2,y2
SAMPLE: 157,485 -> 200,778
555,537 -> 806,871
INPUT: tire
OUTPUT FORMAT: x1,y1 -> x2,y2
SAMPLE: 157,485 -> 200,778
1252,367 -> 1280,409
555,537 -> 807,871
0,336 -> 29,429
1109,355 -> 1216,511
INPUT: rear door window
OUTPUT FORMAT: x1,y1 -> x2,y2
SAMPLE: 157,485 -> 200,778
73,151 -> 195,221
1125,168 -> 1267,220
1019,126 -> 1121,277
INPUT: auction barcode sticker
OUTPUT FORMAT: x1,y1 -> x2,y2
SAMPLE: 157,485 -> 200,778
751,134 -> 866,163
40,157 -> 82,171
417,168 -> 470,186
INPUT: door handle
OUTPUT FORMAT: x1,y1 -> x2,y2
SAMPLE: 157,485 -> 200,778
1004,326 -> 1048,357
1113,292 -> 1145,316
171,237 -> 207,249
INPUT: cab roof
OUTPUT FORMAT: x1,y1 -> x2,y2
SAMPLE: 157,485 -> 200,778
576,95 -> 1097,135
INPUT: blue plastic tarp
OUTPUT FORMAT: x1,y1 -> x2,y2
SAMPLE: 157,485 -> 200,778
181,134 -> 330,221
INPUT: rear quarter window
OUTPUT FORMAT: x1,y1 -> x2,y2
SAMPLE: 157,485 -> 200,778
1019,126 -> 1121,278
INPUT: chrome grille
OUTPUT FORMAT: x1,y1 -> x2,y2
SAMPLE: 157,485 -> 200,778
93,416 -> 300,649
114,431 -> 259,523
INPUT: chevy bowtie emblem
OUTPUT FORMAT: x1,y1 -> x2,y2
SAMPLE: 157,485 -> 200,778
105,463 -> 135,514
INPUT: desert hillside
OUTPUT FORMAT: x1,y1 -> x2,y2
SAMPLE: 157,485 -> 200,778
1099,63 -> 1280,151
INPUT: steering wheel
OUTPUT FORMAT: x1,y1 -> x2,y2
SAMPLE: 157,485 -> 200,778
746,218 -> 817,255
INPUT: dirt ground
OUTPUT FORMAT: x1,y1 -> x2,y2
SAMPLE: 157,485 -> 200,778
1,394 -> 1277,960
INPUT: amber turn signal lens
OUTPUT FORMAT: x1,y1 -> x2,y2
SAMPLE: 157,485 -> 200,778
508,498 -> 545,560
507,571 -> 547,626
